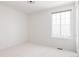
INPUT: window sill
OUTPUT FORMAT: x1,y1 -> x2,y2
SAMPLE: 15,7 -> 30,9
50,37 -> 72,40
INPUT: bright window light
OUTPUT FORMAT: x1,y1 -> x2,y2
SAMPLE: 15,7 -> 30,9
51,10 -> 71,38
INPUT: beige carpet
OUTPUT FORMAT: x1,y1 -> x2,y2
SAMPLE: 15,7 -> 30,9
0,43 -> 77,57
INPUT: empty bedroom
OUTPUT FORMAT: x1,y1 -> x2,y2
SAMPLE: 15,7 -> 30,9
0,0 -> 79,57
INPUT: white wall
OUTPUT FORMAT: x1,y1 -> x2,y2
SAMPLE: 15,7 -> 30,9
0,5 -> 28,50
78,2 -> 79,56
28,4 -> 76,52
75,2 -> 79,56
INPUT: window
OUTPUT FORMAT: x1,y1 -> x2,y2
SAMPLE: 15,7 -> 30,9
51,10 -> 71,38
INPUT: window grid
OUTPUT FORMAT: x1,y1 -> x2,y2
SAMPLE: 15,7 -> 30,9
51,10 -> 71,38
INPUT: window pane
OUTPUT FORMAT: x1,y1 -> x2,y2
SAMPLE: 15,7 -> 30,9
52,24 -> 60,37
60,11 -> 70,24
61,24 -> 71,37
52,13 -> 60,37
52,14 -> 57,24
65,11 -> 70,24
56,13 -> 60,24
52,10 -> 71,38
61,12 -> 66,24
61,11 -> 71,37
52,13 -> 60,24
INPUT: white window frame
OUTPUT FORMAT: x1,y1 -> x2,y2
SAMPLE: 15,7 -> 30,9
51,9 -> 72,39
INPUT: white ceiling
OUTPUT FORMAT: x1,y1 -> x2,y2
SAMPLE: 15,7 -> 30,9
0,1 -> 74,14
